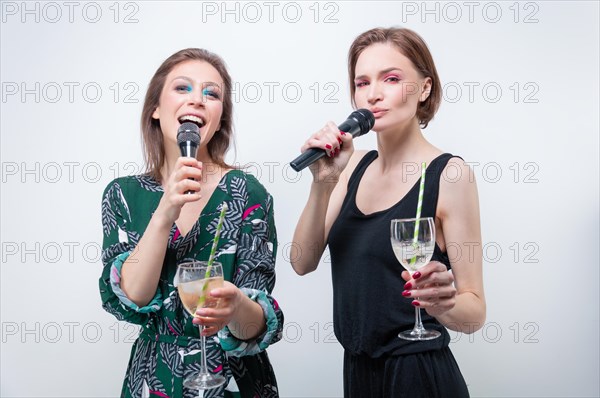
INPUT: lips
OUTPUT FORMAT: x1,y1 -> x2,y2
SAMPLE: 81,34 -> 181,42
178,114 -> 205,128
370,108 -> 388,117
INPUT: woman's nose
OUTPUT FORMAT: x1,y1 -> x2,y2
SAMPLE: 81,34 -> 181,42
367,83 -> 383,104
187,88 -> 205,106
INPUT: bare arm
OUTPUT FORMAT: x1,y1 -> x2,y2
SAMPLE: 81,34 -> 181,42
291,180 -> 341,275
120,157 -> 203,307
402,159 -> 486,333
435,159 -> 485,332
195,282 -> 267,339
291,122 -> 367,275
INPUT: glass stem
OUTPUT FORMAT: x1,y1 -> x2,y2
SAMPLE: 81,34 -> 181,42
413,305 -> 425,335
200,326 -> 209,374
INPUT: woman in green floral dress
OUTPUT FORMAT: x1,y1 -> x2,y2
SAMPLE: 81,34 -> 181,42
99,48 -> 283,398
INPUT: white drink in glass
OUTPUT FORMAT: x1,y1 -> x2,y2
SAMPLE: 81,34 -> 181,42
175,261 -> 227,390
390,217 -> 441,341
178,276 -> 224,316
391,241 -> 434,274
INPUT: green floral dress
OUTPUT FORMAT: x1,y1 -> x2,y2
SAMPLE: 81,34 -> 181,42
99,171 -> 283,398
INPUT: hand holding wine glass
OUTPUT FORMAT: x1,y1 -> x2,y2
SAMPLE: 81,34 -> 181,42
400,260 -> 457,318
176,261 -> 227,390
175,203 -> 229,391
390,217 -> 441,341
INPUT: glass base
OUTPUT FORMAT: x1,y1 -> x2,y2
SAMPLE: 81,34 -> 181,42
398,328 -> 441,341
183,372 -> 227,390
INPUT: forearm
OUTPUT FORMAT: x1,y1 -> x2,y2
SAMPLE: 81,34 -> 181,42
120,213 -> 171,307
228,294 -> 267,340
291,183 -> 336,275
436,291 -> 486,333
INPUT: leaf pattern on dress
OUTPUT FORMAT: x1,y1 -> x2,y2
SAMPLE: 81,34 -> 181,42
228,356 -> 248,379
209,215 -> 239,241
229,176 -> 249,202
101,242 -> 130,264
102,301 -> 126,321
217,177 -> 229,194
135,175 -> 164,192
126,339 -> 155,395
159,338 -> 184,378
146,348 -> 168,395
147,374 -> 167,397
101,183 -> 118,236
126,230 -> 141,247
163,290 -> 181,314
176,223 -> 200,259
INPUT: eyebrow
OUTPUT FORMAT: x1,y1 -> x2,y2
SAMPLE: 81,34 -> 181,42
171,76 -> 223,89
354,67 -> 404,81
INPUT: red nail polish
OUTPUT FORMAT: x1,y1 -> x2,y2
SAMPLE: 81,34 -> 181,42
325,144 -> 332,149
413,272 -> 422,279
404,282 -> 412,290
402,290 -> 411,297
339,130 -> 346,135
412,300 -> 421,307
337,137 -> 343,144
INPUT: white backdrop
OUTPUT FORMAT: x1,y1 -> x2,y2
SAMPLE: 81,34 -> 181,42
1,1 -> 598,397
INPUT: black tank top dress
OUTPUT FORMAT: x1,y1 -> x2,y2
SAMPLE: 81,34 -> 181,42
328,151 -> 469,398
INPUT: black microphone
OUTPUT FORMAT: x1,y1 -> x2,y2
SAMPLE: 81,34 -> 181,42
177,122 -> 200,158
177,122 -> 200,194
289,109 -> 375,172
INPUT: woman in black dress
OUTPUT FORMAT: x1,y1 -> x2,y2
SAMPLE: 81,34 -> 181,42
291,27 -> 485,397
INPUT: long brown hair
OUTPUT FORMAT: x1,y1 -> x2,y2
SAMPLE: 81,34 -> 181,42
140,48 -> 234,182
348,27 -> 442,128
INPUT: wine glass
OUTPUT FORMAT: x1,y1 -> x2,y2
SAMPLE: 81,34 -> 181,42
390,217 -> 441,341
176,261 -> 227,390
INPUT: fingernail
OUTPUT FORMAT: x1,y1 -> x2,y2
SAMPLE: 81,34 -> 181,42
339,130 -> 346,135
402,290 -> 411,297
325,144 -> 332,149
337,137 -> 343,144
413,272 -> 422,279
404,282 -> 412,290
412,301 -> 421,307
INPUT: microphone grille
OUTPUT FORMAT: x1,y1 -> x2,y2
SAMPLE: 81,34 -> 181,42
177,122 -> 200,145
351,109 -> 375,135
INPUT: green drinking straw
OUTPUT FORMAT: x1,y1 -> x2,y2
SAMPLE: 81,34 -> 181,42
207,202 -> 228,269
198,202 -> 228,307
410,162 -> 427,266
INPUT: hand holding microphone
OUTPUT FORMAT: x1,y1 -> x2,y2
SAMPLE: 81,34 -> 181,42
154,123 -> 203,226
290,109 -> 375,173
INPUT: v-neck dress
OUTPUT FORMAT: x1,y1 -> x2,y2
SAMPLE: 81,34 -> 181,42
99,170 -> 283,398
